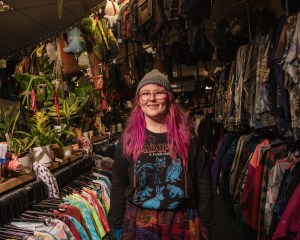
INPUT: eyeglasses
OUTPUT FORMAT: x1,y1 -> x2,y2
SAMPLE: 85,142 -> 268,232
139,90 -> 167,101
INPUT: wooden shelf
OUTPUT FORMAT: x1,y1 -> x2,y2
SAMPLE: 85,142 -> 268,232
0,135 -> 111,195
0,172 -> 36,195
0,153 -> 83,195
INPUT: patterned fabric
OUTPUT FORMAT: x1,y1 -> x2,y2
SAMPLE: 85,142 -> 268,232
34,231 -> 56,240
268,162 -> 300,238
33,162 -> 59,198
109,132 -> 214,229
65,205 -> 92,240
58,215 -> 82,240
285,12 -> 300,82
271,183 -> 300,239
70,193 -> 106,238
264,158 -> 290,235
257,34 -> 271,84
133,131 -> 185,210
234,44 -> 249,125
64,198 -> 100,240
257,144 -> 288,240
82,188 -> 110,233
68,216 -> 90,240
77,136 -> 92,151
255,34 -> 274,128
229,134 -> 252,195
243,38 -> 258,122
120,201 -> 203,240
12,220 -> 75,240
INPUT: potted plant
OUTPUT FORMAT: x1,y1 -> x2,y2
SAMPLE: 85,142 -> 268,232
19,111 -> 62,166
47,94 -> 88,137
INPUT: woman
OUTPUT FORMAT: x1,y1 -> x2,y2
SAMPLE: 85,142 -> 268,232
109,69 -> 214,240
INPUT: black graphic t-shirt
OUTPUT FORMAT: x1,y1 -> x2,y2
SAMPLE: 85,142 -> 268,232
132,129 -> 185,210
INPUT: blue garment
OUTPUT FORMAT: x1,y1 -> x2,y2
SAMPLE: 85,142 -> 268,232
64,198 -> 100,240
211,134 -> 231,185
220,138 -> 239,204
68,215 -> 90,240
115,229 -> 121,240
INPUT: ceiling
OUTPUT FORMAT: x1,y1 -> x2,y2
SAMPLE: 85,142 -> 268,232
0,0 -> 282,60
0,0 -> 105,58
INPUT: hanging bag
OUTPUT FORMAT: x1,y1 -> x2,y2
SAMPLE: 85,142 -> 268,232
137,0 -> 153,26
93,19 -> 110,62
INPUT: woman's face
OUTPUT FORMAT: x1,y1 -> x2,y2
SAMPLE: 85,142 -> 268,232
138,84 -> 168,122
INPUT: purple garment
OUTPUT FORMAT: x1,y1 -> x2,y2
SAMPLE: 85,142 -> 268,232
272,183 -> 300,239
211,134 -> 230,185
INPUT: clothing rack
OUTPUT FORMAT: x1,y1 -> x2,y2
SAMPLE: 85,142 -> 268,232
0,155 -> 94,226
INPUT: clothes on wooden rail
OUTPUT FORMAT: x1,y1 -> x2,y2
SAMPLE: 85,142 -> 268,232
211,11 -> 300,140
212,132 -> 300,239
1,169 -> 113,240
0,151 -> 114,239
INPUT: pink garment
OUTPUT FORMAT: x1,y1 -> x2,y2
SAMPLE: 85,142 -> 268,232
272,183 -> 300,239
241,140 -> 269,221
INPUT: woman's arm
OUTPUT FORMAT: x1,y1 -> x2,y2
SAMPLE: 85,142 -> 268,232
193,137 -> 215,229
108,138 -> 130,229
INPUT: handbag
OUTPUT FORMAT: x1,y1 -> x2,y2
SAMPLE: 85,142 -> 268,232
137,0 -> 153,26
93,19 -> 110,62
107,28 -> 120,60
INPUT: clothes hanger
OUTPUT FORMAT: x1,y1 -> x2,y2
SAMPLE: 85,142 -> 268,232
24,210 -> 55,217
32,204 -> 57,212
12,217 -> 52,226
43,197 -> 64,202
1,224 -> 34,234
0,232 -> 23,240
60,187 -> 73,196
36,200 -> 61,207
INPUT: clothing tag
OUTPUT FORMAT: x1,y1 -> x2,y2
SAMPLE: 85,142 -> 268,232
44,217 -> 52,226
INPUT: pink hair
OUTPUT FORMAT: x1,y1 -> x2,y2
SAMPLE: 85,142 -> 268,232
122,91 -> 194,170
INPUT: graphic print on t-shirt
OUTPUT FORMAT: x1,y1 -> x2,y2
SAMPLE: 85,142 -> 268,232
133,133 -> 185,210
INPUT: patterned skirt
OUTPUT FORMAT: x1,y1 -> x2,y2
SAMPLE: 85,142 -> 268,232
120,201 -> 202,240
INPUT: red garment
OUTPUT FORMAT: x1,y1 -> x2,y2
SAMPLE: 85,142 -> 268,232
83,189 -> 110,233
59,214 -> 81,240
65,205 -> 92,240
241,140 -> 269,221
272,183 -> 300,239
246,162 -> 264,230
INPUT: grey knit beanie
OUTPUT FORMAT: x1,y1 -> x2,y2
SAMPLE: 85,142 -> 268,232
136,69 -> 172,95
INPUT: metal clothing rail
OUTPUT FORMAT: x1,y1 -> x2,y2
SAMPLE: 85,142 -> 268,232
212,0 -> 248,17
